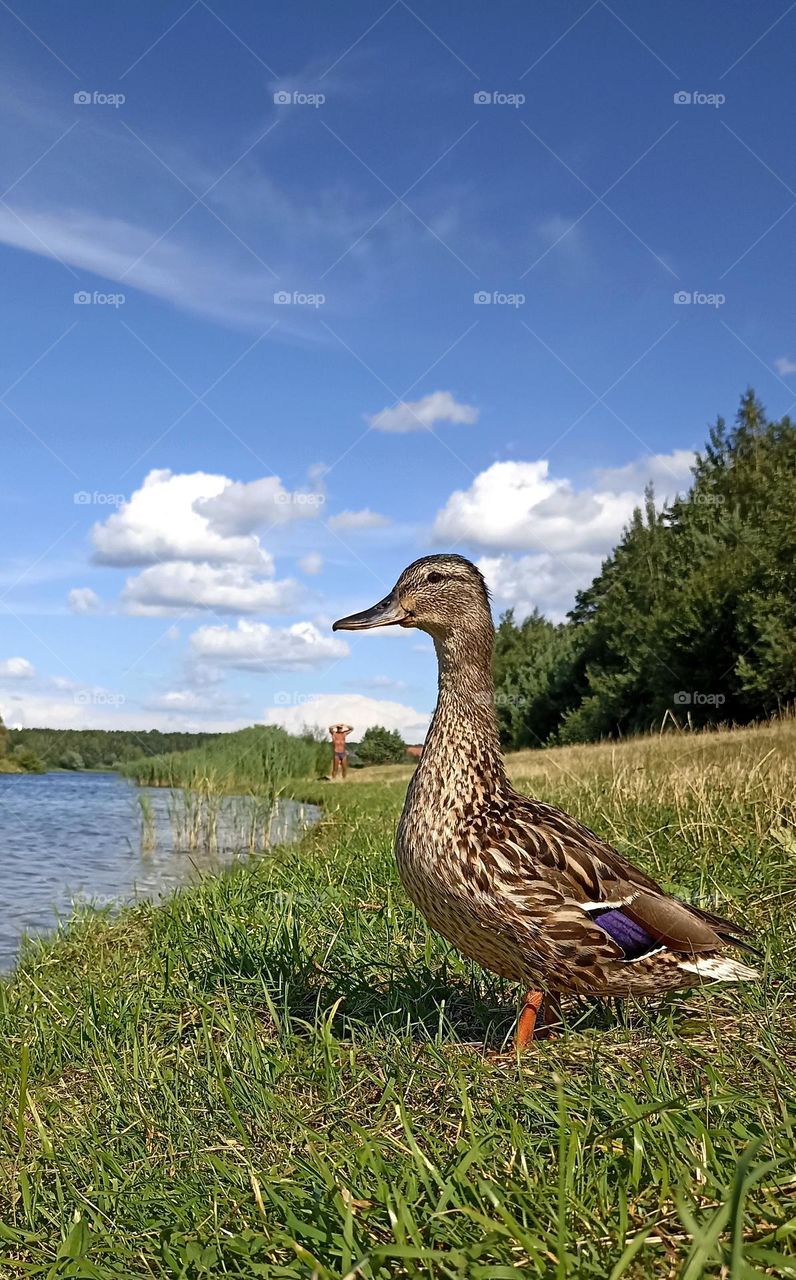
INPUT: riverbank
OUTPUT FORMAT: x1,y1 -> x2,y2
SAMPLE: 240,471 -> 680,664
1,724 -> 794,1276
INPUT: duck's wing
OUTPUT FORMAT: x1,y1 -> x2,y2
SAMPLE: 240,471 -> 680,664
495,795 -> 755,961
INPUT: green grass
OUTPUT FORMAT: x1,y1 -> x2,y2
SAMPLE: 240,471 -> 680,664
0,723 -> 794,1277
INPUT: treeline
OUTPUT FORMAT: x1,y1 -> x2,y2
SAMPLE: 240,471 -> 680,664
494,391 -> 796,748
7,727 -> 221,772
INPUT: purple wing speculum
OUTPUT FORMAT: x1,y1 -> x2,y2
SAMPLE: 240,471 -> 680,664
591,908 -> 659,960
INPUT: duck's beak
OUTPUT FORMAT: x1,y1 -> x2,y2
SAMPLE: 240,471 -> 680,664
332,589 -> 409,631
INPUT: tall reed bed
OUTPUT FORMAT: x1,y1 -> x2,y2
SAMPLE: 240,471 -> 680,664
125,724 -> 328,854
123,724 -> 328,794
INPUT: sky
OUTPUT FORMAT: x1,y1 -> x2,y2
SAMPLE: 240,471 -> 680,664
1,0 -> 795,741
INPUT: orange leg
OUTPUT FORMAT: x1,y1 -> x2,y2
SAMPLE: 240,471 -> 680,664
515,990 -> 544,1049
514,991 -> 561,1050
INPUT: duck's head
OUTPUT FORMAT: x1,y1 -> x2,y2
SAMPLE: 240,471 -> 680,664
332,554 -> 493,645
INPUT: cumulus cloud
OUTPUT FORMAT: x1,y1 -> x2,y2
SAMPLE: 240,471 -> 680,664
479,552 -> 604,622
91,470 -> 268,568
0,657 -> 35,679
68,587 -> 101,614
328,509 -> 390,531
368,390 -> 478,434
196,475 -> 325,536
434,448 -> 698,621
775,356 -> 796,376
121,563 -> 301,616
298,552 -> 323,575
91,468 -> 324,570
264,692 -> 429,741
190,619 -> 349,672
433,450 -> 695,555
594,449 -> 695,498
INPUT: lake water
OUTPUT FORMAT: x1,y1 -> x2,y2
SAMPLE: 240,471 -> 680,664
0,770 -> 321,971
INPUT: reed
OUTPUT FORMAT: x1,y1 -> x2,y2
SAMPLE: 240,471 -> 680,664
136,792 -> 156,852
123,723 -> 328,795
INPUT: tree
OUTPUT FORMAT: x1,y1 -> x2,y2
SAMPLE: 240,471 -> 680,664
490,391 -> 796,745
357,725 -> 407,765
60,749 -> 85,770
11,746 -> 44,773
493,610 -> 580,749
0,714 -> 7,759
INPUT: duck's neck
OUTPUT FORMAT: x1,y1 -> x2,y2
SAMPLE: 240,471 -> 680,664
414,625 -> 508,805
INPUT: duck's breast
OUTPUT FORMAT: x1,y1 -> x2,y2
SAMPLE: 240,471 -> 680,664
394,803 -> 533,983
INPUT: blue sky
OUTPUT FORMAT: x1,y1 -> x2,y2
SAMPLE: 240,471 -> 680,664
1,0 -> 795,739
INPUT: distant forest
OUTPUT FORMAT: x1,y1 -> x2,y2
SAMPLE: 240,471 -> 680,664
493,391 -> 796,748
6,728 -> 220,772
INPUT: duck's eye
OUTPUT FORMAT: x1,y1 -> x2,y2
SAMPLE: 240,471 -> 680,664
426,571 -> 444,584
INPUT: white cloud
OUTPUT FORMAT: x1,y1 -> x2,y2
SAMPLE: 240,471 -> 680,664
594,449 -> 695,497
434,449 -> 698,621
775,356 -> 796,376
479,552 -> 604,622
298,552 -> 323,575
328,509 -> 390,531
196,475 -> 325,536
68,587 -> 101,614
190,619 -> 349,672
0,657 -> 35,680
433,450 -> 695,555
368,390 -> 478,434
121,562 -> 301,616
264,692 -> 429,741
0,686 -> 241,733
92,469 -> 269,568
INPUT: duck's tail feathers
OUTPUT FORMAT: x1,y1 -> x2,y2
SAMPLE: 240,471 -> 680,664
677,954 -> 760,983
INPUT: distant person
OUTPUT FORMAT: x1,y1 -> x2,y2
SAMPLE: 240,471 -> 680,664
329,723 -> 353,779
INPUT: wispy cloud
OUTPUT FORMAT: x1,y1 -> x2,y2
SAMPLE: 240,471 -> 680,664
368,390 -> 478,433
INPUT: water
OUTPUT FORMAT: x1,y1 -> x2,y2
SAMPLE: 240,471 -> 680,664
0,770 -> 321,971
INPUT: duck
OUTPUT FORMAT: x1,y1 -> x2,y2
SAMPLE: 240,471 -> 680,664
332,554 -> 759,1048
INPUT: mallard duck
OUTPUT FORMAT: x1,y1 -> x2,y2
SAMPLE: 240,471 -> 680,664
333,554 -> 759,1047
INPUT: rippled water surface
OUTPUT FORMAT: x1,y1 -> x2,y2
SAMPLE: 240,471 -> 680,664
0,770 -> 320,970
